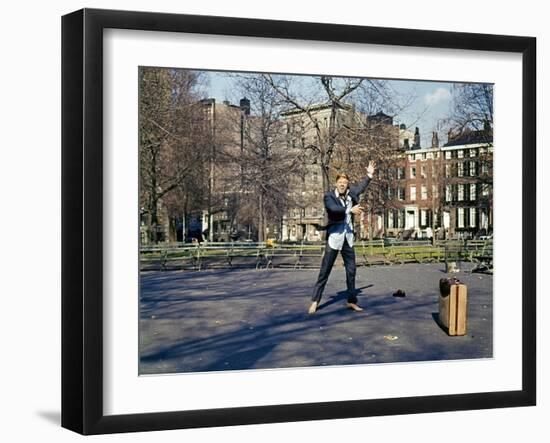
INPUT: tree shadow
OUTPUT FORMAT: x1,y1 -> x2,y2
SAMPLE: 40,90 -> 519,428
140,309 -> 343,373
317,284 -> 373,311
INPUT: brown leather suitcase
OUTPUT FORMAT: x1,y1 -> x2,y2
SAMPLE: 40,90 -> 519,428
439,278 -> 468,336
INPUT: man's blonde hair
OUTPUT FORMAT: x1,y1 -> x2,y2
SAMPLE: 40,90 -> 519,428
335,173 -> 350,181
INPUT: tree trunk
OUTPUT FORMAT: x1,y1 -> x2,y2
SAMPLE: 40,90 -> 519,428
258,192 -> 264,242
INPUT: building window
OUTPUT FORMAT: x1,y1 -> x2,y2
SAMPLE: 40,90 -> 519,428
387,186 -> 393,199
445,164 -> 451,178
388,211 -> 394,229
397,167 -> 405,179
421,209 -> 427,227
398,210 -> 405,228
469,161 -> 476,176
398,187 -> 405,200
457,207 -> 465,228
427,152 -> 433,159
458,150 -> 464,158
457,162 -> 464,177
422,152 -> 427,160
410,185 -> 416,201
446,185 -> 452,202
421,185 -> 427,200
470,183 -> 477,200
470,208 -> 477,227
458,185 -> 464,201
469,149 -> 477,157
482,184 -> 490,197
410,166 -> 416,178
445,151 -> 452,160
421,165 -> 426,178
481,162 -> 489,175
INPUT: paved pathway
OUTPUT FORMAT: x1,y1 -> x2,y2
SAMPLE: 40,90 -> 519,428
139,263 -> 493,374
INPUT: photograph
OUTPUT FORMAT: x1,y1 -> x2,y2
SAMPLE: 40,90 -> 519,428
138,67 -> 494,375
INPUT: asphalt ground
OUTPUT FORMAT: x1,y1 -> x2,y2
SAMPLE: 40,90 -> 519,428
139,262 -> 493,375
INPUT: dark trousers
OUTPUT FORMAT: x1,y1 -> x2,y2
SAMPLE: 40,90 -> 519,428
311,238 -> 357,304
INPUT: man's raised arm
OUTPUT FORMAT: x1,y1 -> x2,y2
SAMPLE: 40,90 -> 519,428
349,160 -> 376,196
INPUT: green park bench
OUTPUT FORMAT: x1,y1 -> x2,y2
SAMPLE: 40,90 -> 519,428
196,243 -> 264,270
263,244 -> 305,269
386,240 -> 442,265
140,244 -> 200,271
358,239 -> 393,266
443,240 -> 469,272
469,239 -> 493,273
293,244 -> 325,269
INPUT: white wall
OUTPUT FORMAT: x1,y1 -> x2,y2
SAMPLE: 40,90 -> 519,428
0,1 -> 546,441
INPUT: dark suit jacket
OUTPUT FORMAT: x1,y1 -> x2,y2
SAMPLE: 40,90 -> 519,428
318,176 -> 372,231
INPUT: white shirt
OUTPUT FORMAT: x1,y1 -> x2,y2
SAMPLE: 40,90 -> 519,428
327,189 -> 355,250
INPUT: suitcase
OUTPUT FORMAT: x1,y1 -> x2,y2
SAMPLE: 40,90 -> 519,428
439,278 -> 468,336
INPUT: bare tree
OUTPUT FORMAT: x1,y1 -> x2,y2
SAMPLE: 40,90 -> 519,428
222,74 -> 303,241
139,67 -> 209,243
262,74 -> 367,192
449,83 -> 493,138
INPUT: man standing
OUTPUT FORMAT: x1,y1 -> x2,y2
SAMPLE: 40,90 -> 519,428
308,161 -> 376,314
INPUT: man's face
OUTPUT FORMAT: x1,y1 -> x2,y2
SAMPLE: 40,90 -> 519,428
336,177 -> 349,194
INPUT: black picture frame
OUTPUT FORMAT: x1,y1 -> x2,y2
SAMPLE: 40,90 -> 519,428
61,8 -> 536,435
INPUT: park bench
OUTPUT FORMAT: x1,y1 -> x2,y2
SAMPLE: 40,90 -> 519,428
358,239 -> 393,266
443,240 -> 469,272
140,242 -> 264,271
469,240 -> 493,274
293,244 -> 325,269
386,240 -> 443,265
393,247 -> 444,264
196,243 -> 264,270
140,244 -> 200,271
263,244 -> 303,269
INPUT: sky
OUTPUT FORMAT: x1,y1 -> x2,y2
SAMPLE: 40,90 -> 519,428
204,71 -> 459,148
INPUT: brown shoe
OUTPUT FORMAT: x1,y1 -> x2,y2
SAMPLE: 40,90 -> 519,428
346,302 -> 364,312
308,301 -> 318,314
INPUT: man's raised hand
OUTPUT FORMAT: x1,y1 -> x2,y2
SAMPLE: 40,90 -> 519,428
367,160 -> 376,178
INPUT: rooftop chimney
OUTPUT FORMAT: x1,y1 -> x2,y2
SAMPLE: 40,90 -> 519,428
413,127 -> 421,149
